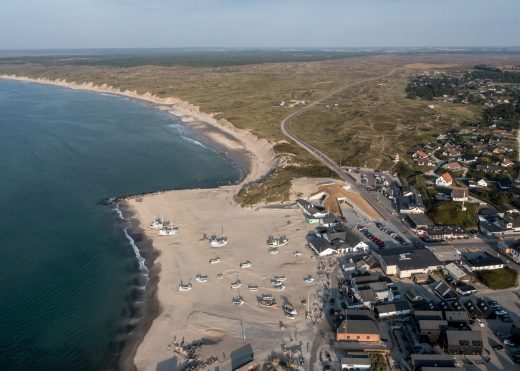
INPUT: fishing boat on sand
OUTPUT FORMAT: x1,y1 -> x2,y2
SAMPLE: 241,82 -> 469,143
178,282 -> 192,292
304,275 -> 314,284
231,279 -> 242,289
293,251 -> 302,257
158,225 -> 179,236
273,275 -> 286,282
268,247 -> 279,255
150,218 -> 167,230
240,260 -> 252,268
217,273 -> 224,280
209,257 -> 221,264
283,304 -> 297,319
267,235 -> 289,247
248,284 -> 258,292
258,295 -> 277,307
232,296 -> 244,306
195,274 -> 208,283
209,226 -> 228,247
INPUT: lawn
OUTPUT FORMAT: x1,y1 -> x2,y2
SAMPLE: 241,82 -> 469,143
426,201 -> 478,228
476,267 -> 518,289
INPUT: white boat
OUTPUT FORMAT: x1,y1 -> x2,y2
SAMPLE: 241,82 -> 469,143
178,282 -> 192,292
248,285 -> 258,292
240,260 -> 252,268
209,257 -> 221,264
159,225 -> 179,236
232,296 -> 244,306
231,280 -> 242,289
261,294 -> 274,301
209,226 -> 228,247
304,275 -> 314,284
272,279 -> 284,287
150,218 -> 166,230
267,235 -> 289,247
283,304 -> 297,318
258,299 -> 277,308
268,247 -> 279,255
217,273 -> 224,280
293,251 -> 302,257
274,284 -> 285,291
273,275 -> 286,282
195,274 -> 208,283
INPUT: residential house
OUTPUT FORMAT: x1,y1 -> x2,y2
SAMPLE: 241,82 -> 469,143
444,311 -> 471,326
418,320 -> 449,343
497,240 -> 520,263
448,148 -> 462,157
372,248 -> 441,278
476,164 -> 501,173
340,353 -> 371,370
463,253 -> 504,271
413,150 -> 429,160
413,311 -> 444,321
451,188 -> 468,202
502,158 -> 513,167
375,301 -> 412,318
442,330 -> 483,355
296,199 -> 329,223
306,236 -> 337,256
477,179 -> 488,187
433,281 -> 457,301
458,154 -> 478,164
410,354 -> 458,370
479,210 -> 520,238
336,310 -> 380,342
350,273 -> 393,307
398,187 -> 425,214
443,263 -> 471,283
436,172 -> 453,187
443,162 -> 463,171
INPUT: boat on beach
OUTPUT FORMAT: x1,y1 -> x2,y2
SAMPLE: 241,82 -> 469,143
304,275 -> 314,284
150,218 -> 167,230
209,257 -> 221,264
283,304 -> 297,319
273,275 -> 286,282
178,282 -> 192,292
248,284 -> 258,292
158,225 -> 179,236
240,260 -> 252,268
293,251 -> 302,256
217,273 -> 224,280
195,274 -> 208,283
258,295 -> 277,307
268,247 -> 279,255
209,226 -> 228,247
267,235 -> 289,247
231,279 -> 242,289
272,280 -> 285,291
232,296 -> 244,306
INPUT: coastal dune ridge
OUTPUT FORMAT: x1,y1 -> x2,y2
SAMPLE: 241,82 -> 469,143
1,75 -> 315,371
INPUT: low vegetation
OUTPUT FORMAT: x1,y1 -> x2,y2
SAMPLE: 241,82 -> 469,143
370,353 -> 388,371
426,201 -> 478,228
476,267 -> 518,289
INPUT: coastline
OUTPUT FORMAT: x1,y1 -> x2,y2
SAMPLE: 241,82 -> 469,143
0,75 -> 285,370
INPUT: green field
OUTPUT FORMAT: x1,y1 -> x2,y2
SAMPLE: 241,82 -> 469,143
426,201 -> 478,228
476,267 -> 518,289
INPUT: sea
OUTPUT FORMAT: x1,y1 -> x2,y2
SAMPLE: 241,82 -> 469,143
0,79 -> 240,370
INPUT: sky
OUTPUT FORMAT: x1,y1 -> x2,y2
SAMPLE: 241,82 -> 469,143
1,0 -> 519,49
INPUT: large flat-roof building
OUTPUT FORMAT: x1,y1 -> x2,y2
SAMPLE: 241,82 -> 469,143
373,248 -> 441,278
336,310 -> 380,342
442,330 -> 483,355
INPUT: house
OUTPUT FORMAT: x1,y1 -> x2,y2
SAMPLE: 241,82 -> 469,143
443,263 -> 471,283
398,187 -> 425,214
410,354 -> 458,369
455,284 -> 477,296
335,233 -> 369,254
418,320 -> 449,343
413,150 -> 429,160
418,226 -> 468,240
416,157 -> 435,166
340,353 -> 371,370
502,158 -> 513,167
479,210 -> 520,238
336,310 -> 380,342
448,148 -> 461,157
497,240 -> 520,263
463,252 -> 504,271
375,301 -> 412,318
306,236 -> 336,256
412,272 -> 429,284
443,162 -> 463,171
406,213 -> 433,229
444,311 -> 471,326
476,164 -> 501,173
436,172 -> 453,187
451,188 -> 468,202
296,199 -> 329,223
433,281 -> 457,301
442,330 -> 483,355
458,154 -> 478,164
413,311 -> 444,321
350,273 -> 393,307
372,248 -> 440,278
477,179 -> 488,187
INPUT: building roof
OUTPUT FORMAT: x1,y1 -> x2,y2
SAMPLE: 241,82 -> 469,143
357,288 -> 376,302
337,319 -> 379,335
346,309 -> 376,321
440,172 -> 453,183
445,330 -> 483,346
421,368 -> 465,371
414,311 -> 444,320
377,248 -> 440,271
444,311 -> 470,322
451,187 -> 468,199
428,245 -> 461,262
418,320 -> 448,330
465,253 -> 503,267
375,300 -> 412,314
433,282 -> 457,300
444,263 -> 469,280
406,213 -> 433,228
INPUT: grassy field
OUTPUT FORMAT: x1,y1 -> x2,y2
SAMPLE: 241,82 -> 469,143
426,201 -> 478,228
476,267 -> 518,289
2,52 -> 519,204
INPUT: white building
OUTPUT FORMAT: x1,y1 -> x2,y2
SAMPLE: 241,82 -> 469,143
436,172 -> 453,187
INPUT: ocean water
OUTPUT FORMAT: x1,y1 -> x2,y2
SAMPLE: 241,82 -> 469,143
0,80 -> 240,370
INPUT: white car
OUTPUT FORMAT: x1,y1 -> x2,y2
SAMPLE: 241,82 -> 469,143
474,318 -> 485,328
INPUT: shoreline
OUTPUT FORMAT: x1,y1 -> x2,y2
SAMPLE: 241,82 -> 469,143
0,75 -> 280,370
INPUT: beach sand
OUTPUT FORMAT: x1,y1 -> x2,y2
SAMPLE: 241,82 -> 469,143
0,74 -> 322,370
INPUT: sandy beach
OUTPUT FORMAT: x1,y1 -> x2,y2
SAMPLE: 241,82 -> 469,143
0,74 -> 322,370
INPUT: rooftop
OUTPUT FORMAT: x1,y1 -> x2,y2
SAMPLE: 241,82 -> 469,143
418,320 -> 449,330
377,248 -> 440,271
465,253 -> 503,267
337,319 -> 379,335
375,300 -> 411,314
445,330 -> 483,346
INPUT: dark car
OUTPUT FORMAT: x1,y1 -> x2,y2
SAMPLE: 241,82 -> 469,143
492,344 -> 504,350
341,302 -> 347,310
